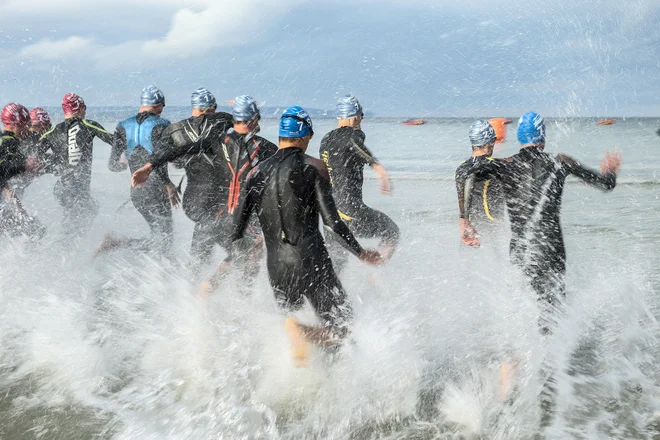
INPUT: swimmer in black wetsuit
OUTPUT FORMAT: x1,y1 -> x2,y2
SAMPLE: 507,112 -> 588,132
232,106 -> 381,362
0,103 -> 44,241
96,85 -> 179,256
38,93 -> 114,237
131,93 -> 276,286
7,108 -> 52,199
131,87 -> 232,270
320,95 -> 399,273
455,119 -> 506,247
459,112 -> 621,311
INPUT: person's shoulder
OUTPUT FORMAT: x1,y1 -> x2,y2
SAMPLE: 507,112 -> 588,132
555,153 -> 577,166
455,158 -> 472,175
254,135 -> 277,151
304,155 -> 330,180
208,112 -> 233,127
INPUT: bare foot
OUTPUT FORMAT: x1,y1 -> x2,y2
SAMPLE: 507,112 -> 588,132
93,234 -> 125,258
284,317 -> 311,367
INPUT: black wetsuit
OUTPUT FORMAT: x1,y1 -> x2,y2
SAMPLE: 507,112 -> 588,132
110,112 -> 173,254
320,127 -> 399,271
232,147 -> 363,331
455,156 -> 506,236
39,118 -> 114,235
461,147 -> 616,305
150,113 -> 276,275
0,132 -> 44,240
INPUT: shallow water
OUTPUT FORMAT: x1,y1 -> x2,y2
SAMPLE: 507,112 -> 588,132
1,116 -> 659,439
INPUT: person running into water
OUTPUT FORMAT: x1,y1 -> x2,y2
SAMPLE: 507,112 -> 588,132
455,119 -> 506,247
131,92 -> 275,288
320,95 -> 399,273
458,112 -> 622,425
7,108 -> 52,199
38,93 -> 114,237
96,85 -> 180,256
0,103 -> 44,241
231,106 -> 381,366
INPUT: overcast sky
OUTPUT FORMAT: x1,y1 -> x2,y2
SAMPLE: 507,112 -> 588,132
1,0 -> 659,116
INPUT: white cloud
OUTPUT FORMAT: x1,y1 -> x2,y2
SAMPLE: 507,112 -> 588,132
20,36 -> 94,60
14,0 -> 305,64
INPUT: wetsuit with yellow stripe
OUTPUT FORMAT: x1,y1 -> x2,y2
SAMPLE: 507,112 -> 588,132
319,127 -> 399,272
39,117 -> 114,235
455,155 -> 506,233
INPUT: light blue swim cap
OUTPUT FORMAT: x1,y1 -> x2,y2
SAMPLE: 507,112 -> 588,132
191,87 -> 216,109
336,95 -> 363,119
279,106 -> 313,138
469,119 -> 496,146
232,95 -> 259,121
517,112 -> 546,145
140,85 -> 165,106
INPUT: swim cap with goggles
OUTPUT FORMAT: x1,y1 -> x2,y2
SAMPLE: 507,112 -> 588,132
279,106 -> 313,138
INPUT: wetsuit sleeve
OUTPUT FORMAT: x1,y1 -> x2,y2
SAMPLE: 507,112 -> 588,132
349,130 -> 378,166
109,126 -> 128,172
0,153 -> 26,185
84,119 -> 114,145
455,162 -> 475,219
558,154 -> 616,190
232,171 -> 260,242
314,169 -> 364,257
149,131 -> 204,168
152,124 -> 171,183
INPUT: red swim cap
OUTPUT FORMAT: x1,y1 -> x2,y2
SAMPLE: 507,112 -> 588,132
1,103 -> 31,127
62,93 -> 86,115
29,107 -> 51,127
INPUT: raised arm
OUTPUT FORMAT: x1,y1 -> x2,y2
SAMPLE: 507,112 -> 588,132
84,119 -> 114,145
558,150 -> 621,191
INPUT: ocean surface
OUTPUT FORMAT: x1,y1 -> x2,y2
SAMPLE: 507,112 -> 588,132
1,113 -> 659,439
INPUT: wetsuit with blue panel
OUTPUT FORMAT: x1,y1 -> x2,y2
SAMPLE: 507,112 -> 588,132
110,100 -> 173,254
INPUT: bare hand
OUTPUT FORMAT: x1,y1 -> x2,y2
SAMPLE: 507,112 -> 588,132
131,163 -> 153,187
25,155 -> 42,173
601,149 -> 622,175
359,249 -> 383,265
379,176 -> 392,196
459,218 -> 480,247
166,183 -> 180,208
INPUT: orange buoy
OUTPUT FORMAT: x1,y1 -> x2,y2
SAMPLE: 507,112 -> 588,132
597,118 -> 616,126
487,118 -> 512,143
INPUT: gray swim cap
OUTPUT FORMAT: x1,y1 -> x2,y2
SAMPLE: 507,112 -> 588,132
191,87 -> 216,109
336,95 -> 363,119
469,119 -> 497,146
141,85 -> 165,106
232,95 -> 259,121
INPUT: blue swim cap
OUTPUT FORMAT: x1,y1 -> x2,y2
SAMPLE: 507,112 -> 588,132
336,95 -> 363,119
279,106 -> 313,138
517,112 -> 546,145
232,95 -> 259,121
191,87 -> 216,109
141,85 -> 165,106
469,119 -> 496,146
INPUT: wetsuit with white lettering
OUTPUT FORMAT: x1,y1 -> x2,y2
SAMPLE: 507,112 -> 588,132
232,147 -> 363,331
39,118 -> 113,235
110,112 -> 173,254
320,127 -> 399,271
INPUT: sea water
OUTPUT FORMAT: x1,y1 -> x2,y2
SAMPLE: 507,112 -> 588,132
0,113 -> 659,439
